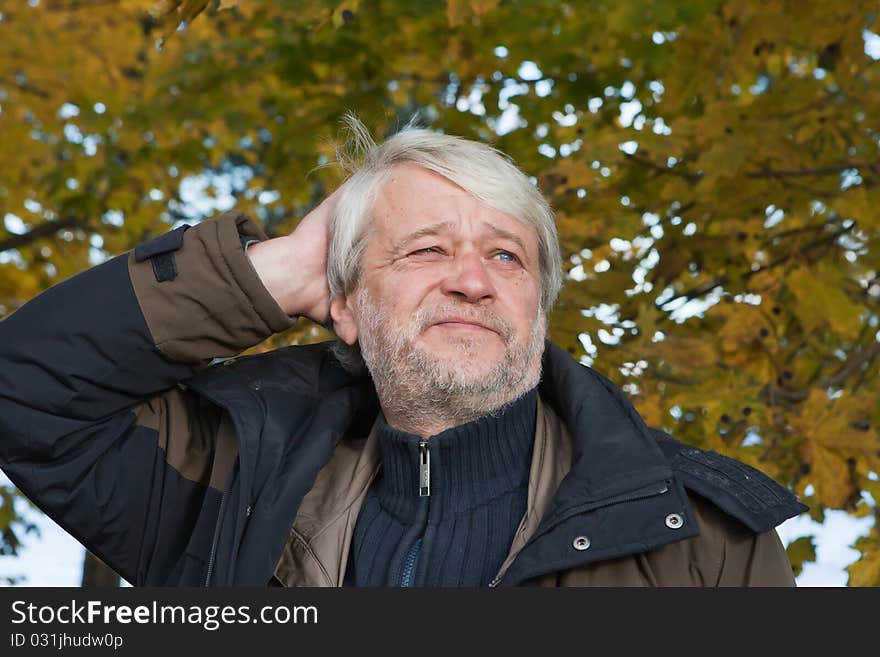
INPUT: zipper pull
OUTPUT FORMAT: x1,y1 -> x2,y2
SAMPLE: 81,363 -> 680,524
419,439 -> 430,497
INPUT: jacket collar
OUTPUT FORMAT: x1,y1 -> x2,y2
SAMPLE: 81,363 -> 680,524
536,341 -> 673,503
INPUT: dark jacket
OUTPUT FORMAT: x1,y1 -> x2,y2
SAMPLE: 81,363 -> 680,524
0,211 -> 807,587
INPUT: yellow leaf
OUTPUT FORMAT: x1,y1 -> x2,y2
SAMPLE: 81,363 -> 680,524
697,137 -> 749,182
848,551 -> 880,586
790,391 -> 880,466
446,0 -> 471,27
654,335 -> 717,371
786,265 -> 865,340
708,303 -> 777,381
633,393 -> 665,428
847,528 -> 880,586
806,443 -> 852,508
470,0 -> 501,17
785,535 -> 816,578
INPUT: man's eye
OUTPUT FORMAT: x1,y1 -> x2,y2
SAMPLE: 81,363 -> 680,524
492,251 -> 519,263
410,247 -> 443,256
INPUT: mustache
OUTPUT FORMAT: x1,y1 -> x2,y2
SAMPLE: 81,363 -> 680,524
416,304 -> 514,340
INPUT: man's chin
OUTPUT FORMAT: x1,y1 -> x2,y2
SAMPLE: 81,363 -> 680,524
417,345 -> 504,371
419,328 -> 503,354
413,352 -> 508,387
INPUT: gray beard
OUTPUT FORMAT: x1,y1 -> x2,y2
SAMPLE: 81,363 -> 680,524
355,288 -> 546,431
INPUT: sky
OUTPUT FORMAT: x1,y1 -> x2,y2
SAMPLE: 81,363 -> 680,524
0,470 -> 873,587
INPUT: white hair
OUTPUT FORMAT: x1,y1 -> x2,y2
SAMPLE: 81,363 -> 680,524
326,114 -> 563,371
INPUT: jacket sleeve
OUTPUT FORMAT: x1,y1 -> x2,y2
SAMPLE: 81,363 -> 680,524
715,527 -> 797,587
689,494 -> 797,587
0,211 -> 296,585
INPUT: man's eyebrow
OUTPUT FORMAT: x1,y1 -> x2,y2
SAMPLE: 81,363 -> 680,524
391,221 -> 455,254
486,224 -> 528,255
390,221 -> 530,259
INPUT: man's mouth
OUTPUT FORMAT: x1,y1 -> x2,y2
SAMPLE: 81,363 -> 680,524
430,317 -> 497,334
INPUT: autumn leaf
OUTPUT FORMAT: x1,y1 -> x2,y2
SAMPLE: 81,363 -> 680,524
847,528 -> 880,586
786,265 -> 865,341
786,536 -> 817,578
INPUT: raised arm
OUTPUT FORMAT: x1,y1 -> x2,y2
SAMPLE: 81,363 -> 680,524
0,193 -> 338,584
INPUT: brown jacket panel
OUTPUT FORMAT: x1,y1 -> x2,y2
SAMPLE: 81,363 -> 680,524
539,494 -> 795,586
128,211 -> 296,365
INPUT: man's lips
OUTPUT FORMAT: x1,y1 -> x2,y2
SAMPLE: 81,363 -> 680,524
430,318 -> 497,333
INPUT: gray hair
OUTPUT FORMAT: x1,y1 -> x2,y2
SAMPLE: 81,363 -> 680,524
326,114 -> 563,372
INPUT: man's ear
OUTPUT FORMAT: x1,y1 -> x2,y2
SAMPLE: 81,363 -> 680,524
330,295 -> 359,346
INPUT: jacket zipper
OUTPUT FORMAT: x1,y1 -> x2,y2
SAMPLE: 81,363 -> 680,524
487,480 -> 671,588
203,487 -> 229,587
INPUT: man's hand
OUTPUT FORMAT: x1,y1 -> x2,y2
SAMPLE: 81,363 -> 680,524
247,185 -> 344,325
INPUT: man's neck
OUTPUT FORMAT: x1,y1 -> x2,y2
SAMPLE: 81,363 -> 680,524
379,414 -> 467,439
378,389 -> 535,438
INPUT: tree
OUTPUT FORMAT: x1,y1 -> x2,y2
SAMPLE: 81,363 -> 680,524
1,0 -> 878,584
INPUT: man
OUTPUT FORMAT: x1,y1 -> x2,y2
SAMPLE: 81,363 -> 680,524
0,120 -> 805,587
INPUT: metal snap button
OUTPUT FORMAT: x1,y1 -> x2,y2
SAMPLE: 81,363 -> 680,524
665,513 -> 684,529
250,380 -> 262,391
572,536 -> 591,551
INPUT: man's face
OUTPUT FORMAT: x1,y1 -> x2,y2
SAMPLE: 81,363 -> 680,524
332,164 -> 546,429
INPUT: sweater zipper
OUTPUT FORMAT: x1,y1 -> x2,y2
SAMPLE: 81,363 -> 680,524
399,539 -> 422,587
487,480 -> 671,588
418,438 -> 430,497
398,439 -> 430,586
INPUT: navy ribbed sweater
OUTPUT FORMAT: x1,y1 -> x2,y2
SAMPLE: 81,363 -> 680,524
343,387 -> 537,587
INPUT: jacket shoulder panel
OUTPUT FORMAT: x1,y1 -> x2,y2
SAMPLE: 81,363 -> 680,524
650,428 -> 808,533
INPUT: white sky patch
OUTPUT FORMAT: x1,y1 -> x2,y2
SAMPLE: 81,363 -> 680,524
619,99 -> 642,127
552,109 -> 577,127
619,140 -> 639,155
23,199 -> 42,214
3,213 -> 27,235
499,79 -> 529,108
777,510 -> 875,586
490,104 -> 524,135
535,79 -> 553,97
864,30 -> 880,60
175,168 -> 252,219
582,302 -> 620,324
258,190 -> 280,204
101,210 -> 124,227
667,287 -> 724,322
57,102 -> 79,119
517,60 -> 543,81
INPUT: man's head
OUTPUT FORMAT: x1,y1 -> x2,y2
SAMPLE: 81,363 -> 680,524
327,117 -> 562,434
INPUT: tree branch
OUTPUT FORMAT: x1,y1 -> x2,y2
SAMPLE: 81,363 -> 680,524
826,342 -> 880,389
624,153 -> 870,183
761,342 -> 880,406
746,163 -> 872,179
624,153 -> 701,181
657,223 -> 854,310
0,217 -> 86,253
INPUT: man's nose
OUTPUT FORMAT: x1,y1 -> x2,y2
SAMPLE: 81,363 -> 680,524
440,251 -> 496,302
